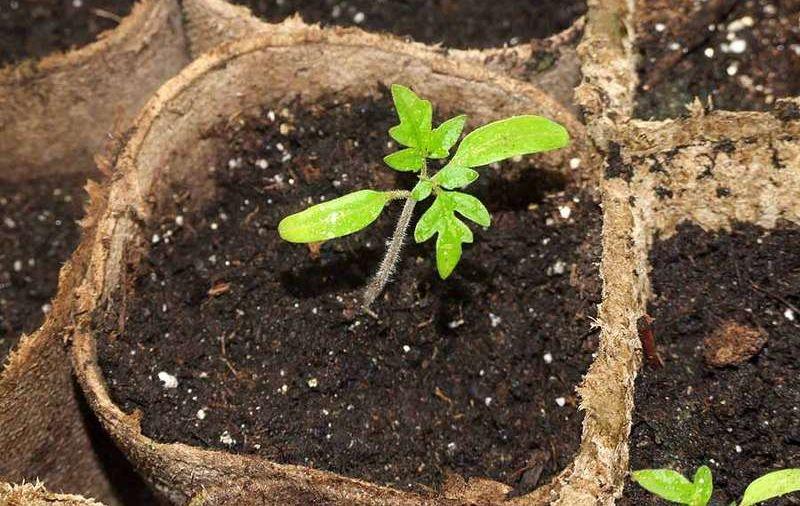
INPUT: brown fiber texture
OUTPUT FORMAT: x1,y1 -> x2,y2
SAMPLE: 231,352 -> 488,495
0,1 -> 189,504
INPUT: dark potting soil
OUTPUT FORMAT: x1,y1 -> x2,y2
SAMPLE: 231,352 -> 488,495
0,174 -> 86,363
635,0 -> 800,119
232,0 -> 587,50
623,223 -> 800,505
96,93 -> 603,493
0,0 -> 135,66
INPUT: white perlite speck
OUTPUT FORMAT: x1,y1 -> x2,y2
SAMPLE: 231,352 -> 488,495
558,205 -> 572,219
555,397 -> 566,407
785,309 -> 796,321
489,313 -> 502,328
219,431 -> 235,446
569,157 -> 581,169
196,409 -> 206,420
729,39 -> 747,54
735,444 -> 742,453
157,371 -> 178,389
549,260 -> 566,276
484,397 -> 492,407
543,352 -> 553,364
307,377 -> 319,388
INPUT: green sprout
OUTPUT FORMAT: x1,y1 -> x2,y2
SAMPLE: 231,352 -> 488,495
632,466 -> 800,505
278,84 -> 569,309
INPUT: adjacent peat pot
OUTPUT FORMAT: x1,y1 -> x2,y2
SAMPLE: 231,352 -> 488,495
182,0 -> 587,110
575,0 -> 800,504
65,27 -> 648,504
0,0 -> 188,502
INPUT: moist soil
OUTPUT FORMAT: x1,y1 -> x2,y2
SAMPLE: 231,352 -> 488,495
96,92 -> 602,493
0,174 -> 87,362
0,0 -> 135,66
232,0 -> 587,50
623,223 -> 800,505
634,0 -> 800,119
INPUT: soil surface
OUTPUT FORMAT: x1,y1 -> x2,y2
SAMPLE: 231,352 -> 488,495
0,0 -> 135,66
635,0 -> 800,119
0,174 -> 87,362
232,0 -> 586,49
624,223 -> 800,504
96,92 -> 602,493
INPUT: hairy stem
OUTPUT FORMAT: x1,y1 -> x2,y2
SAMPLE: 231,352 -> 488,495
363,196 -> 416,310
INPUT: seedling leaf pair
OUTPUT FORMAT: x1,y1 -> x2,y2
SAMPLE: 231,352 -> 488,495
632,466 -> 712,506
278,84 -> 570,307
633,466 -> 800,505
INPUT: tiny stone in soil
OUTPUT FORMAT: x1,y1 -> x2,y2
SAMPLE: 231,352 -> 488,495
96,92 -> 603,492
635,0 -> 800,118
232,0 -> 587,49
0,0 -> 135,66
623,222 -> 800,505
1,175 -> 87,362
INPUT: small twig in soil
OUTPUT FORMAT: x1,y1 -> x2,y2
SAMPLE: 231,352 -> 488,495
637,314 -> 664,368
748,281 -> 800,317
641,0 -> 738,91
91,8 -> 122,23
362,196 -> 417,311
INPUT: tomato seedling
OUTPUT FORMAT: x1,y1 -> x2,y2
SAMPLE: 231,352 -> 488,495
632,465 -> 800,505
278,84 -> 569,309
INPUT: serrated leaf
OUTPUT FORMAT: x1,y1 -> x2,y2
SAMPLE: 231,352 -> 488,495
413,192 -> 475,279
632,469 -> 696,505
450,191 -> 491,227
740,469 -> 800,506
384,148 -> 424,172
431,163 -> 479,189
389,84 -> 432,149
451,115 -> 569,168
414,193 -> 447,243
428,115 -> 467,159
279,190 -> 389,243
691,466 -> 713,506
411,180 -> 433,201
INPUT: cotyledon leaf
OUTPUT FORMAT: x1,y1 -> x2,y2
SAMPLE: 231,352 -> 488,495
278,190 -> 390,243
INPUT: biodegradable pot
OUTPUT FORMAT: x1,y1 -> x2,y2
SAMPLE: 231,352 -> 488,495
64,26 -> 641,505
574,0 -> 800,502
0,0 -> 189,182
180,0 -> 585,111
0,481 -> 105,506
0,1 -> 189,502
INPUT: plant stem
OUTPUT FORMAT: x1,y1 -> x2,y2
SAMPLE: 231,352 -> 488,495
362,196 -> 416,311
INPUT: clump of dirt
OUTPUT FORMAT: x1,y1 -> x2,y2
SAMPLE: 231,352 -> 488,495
624,222 -> 800,504
0,0 -> 135,66
232,0 -> 587,49
96,92 -> 602,493
635,0 -> 800,119
703,320 -> 767,368
1,174 -> 87,362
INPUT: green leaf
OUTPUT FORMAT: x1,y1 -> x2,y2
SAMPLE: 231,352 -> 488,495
436,215 -> 472,279
414,193 -> 448,243
389,84 -> 432,149
450,191 -> 491,227
384,148 -> 424,172
632,469 -> 697,505
740,469 -> 800,506
411,180 -> 433,201
428,115 -> 467,159
451,115 -> 569,168
278,190 -> 389,243
413,192 -> 476,279
431,163 -> 479,189
691,466 -> 713,506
